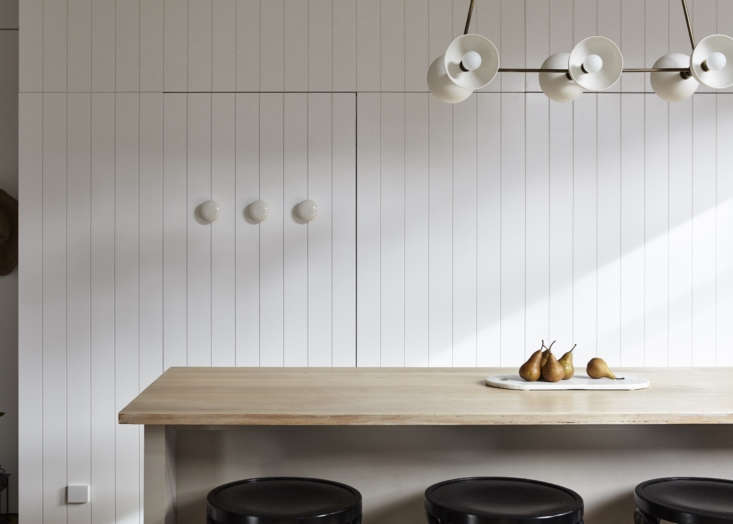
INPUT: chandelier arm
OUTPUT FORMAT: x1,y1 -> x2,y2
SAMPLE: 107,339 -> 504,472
680,0 -> 696,50
464,0 -> 476,35
497,67 -> 690,73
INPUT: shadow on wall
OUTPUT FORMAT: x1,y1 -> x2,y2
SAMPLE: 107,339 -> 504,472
173,425 -> 733,524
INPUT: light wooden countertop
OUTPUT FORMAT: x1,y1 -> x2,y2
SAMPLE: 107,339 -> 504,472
118,367 -> 733,426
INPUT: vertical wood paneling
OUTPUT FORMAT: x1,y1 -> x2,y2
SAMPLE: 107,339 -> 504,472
644,95 -> 670,365
211,94 -> 236,366
91,0 -> 115,92
162,94 -> 188,367
668,98 -> 694,365
164,0 -> 188,92
378,94 -> 406,365
259,94 -> 284,365
18,93 -> 44,524
427,98 -> 452,365
283,1 -> 307,92
380,0 -> 404,92
116,0 -> 140,92
621,0 -> 645,93
572,92 -> 598,363
499,93 -> 525,366
283,94 -> 309,366
307,94 -> 336,365
90,93 -> 116,524
692,94 -> 717,365
114,93 -> 141,524
235,94 -> 260,366
68,0 -> 92,92
186,94 -> 212,366
140,93 -> 164,386
235,0 -> 260,92
42,94 -> 67,524
332,0 -> 356,91
356,0 -> 380,91
67,93 -> 92,524
476,94 -> 501,365
620,94 -> 645,365
260,1 -> 284,92
524,94 -> 550,356
42,0 -> 67,92
140,0 -> 164,92
330,94 -> 357,366
717,94 -> 733,365
356,93 -> 380,366
211,0 -> 235,92
19,0 -> 42,92
451,96 -> 477,366
309,0 -> 333,91
188,0 -> 212,92
403,95 -> 429,366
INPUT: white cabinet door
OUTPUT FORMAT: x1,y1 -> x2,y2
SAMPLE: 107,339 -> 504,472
163,93 -> 356,368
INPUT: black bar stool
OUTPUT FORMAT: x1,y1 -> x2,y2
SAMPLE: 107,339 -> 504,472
634,477 -> 733,524
425,477 -> 584,524
207,477 -> 362,524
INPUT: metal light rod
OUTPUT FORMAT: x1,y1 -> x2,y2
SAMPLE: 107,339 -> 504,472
497,67 -> 690,73
464,0 -> 476,35
680,0 -> 696,50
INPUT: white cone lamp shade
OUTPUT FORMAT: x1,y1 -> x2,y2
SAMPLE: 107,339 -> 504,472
427,34 -> 499,103
691,34 -> 733,89
650,53 -> 699,101
568,36 -> 623,90
539,53 -> 583,102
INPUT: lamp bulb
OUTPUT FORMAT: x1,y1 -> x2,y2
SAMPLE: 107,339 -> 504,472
704,51 -> 727,72
461,51 -> 482,72
582,54 -> 604,74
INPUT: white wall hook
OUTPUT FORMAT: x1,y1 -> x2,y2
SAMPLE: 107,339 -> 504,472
245,199 -> 269,224
294,199 -> 318,223
196,200 -> 220,224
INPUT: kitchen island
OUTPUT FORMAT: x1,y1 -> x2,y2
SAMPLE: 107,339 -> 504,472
120,368 -> 733,524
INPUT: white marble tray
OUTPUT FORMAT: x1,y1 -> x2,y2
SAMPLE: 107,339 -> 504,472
485,374 -> 650,391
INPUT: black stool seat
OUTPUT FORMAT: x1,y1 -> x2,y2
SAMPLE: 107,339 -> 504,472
425,477 -> 584,524
635,477 -> 733,524
207,477 -> 362,524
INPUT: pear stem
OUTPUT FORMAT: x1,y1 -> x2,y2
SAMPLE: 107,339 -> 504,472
548,340 -> 556,351
568,343 -> 577,353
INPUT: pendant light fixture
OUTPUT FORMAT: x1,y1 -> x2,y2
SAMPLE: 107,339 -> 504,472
427,0 -> 733,103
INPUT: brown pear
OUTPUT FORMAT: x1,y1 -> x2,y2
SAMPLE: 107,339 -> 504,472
541,350 -> 565,382
519,348 -> 543,382
540,339 -> 556,367
586,357 -> 620,379
558,344 -> 576,379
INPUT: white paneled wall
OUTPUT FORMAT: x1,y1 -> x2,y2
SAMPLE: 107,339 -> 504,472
357,91 -> 733,368
18,0 -> 733,523
20,0 -> 733,94
19,92 -> 355,524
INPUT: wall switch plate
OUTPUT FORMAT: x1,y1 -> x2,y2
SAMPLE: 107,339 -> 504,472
67,484 -> 90,504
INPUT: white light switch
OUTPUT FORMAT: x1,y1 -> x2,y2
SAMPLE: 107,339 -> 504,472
67,484 -> 90,504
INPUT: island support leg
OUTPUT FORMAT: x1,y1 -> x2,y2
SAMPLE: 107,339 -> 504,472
144,425 -> 177,524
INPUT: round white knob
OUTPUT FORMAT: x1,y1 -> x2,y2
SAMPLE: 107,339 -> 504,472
461,51 -> 482,72
294,199 -> 318,223
704,51 -> 727,72
245,200 -> 269,224
582,54 -> 604,74
196,200 -> 220,224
